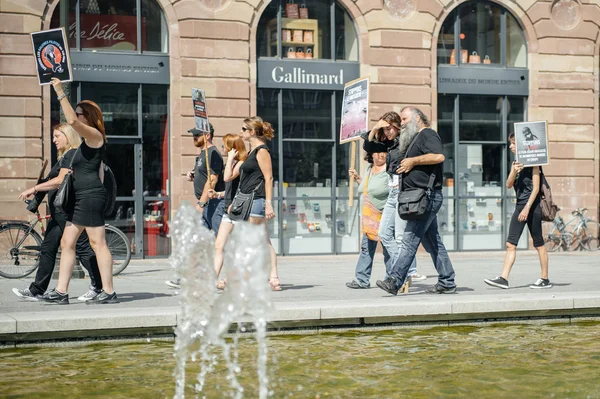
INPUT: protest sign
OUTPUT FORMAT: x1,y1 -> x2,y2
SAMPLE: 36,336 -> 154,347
192,88 -> 210,132
30,28 -> 72,85
514,121 -> 549,167
339,77 -> 369,144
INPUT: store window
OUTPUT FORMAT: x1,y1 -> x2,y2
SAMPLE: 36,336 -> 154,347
436,2 -> 528,251
256,0 -> 358,61
255,0 -> 360,255
50,0 -> 168,52
437,1 -> 526,67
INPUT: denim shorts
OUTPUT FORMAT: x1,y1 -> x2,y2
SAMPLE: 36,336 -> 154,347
250,198 -> 266,218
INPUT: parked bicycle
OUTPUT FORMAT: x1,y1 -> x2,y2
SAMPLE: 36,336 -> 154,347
0,204 -> 132,279
542,208 -> 599,252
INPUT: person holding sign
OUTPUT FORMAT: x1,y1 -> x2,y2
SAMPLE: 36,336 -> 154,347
362,112 -> 422,287
37,78 -> 116,304
484,132 -> 551,290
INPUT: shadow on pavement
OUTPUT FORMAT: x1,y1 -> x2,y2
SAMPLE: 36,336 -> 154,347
114,292 -> 172,303
280,284 -> 318,291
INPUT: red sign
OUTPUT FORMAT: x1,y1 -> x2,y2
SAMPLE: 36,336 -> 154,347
65,14 -> 146,51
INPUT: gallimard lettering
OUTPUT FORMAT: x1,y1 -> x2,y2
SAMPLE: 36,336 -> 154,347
271,67 -> 343,85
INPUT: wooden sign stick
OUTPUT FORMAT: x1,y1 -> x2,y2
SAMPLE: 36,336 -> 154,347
349,141 -> 356,207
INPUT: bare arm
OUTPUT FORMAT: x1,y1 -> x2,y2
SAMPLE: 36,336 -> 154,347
35,169 -> 69,192
199,173 -> 218,204
506,161 -> 523,189
257,148 -> 275,219
527,167 -> 541,207
224,160 -> 242,182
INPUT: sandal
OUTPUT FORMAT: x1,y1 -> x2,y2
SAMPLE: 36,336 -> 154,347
400,276 -> 412,294
268,277 -> 282,291
216,279 -> 227,290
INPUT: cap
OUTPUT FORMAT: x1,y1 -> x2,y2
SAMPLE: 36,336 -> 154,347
188,122 -> 215,136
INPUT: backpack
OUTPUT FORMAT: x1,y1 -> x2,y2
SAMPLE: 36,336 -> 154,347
539,168 -> 559,222
103,163 -> 117,217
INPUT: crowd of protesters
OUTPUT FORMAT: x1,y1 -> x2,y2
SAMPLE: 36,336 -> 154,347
12,96 -> 553,302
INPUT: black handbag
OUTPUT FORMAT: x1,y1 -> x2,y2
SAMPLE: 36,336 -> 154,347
228,171 -> 263,222
53,147 -> 79,214
397,173 -> 436,220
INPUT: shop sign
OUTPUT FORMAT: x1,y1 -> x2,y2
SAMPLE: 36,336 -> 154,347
70,51 -> 169,85
66,14 -> 145,51
438,65 -> 528,96
258,59 -> 360,90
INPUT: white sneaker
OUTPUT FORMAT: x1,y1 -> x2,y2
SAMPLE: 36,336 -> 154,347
12,287 -> 41,301
165,279 -> 180,289
411,274 -> 427,282
77,288 -> 101,301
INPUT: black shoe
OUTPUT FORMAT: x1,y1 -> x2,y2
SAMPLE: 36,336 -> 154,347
346,280 -> 369,289
86,290 -> 118,304
425,284 -> 457,294
484,276 -> 509,289
530,278 -> 553,289
40,289 -> 69,305
376,277 -> 399,296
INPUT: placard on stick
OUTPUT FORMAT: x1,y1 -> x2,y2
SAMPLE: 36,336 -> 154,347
192,88 -> 210,133
340,77 -> 369,207
514,121 -> 549,167
30,28 -> 73,85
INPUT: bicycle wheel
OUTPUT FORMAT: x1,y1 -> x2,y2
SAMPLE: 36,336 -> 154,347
105,224 -> 132,275
566,228 -> 582,252
579,220 -> 599,251
542,222 -> 562,252
0,224 -> 42,279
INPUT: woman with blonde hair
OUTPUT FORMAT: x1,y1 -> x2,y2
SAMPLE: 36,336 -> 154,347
15,123 -> 103,302
32,77 -> 115,304
208,133 -> 248,289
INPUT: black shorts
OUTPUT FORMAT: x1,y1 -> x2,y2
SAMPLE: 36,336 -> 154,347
506,202 -> 544,248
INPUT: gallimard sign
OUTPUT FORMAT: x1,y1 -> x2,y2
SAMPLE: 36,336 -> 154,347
258,59 -> 360,90
437,65 -> 529,96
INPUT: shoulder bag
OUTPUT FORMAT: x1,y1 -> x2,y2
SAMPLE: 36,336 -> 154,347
539,167 -> 560,222
361,169 -> 382,241
396,137 -> 436,221
53,147 -> 80,215
228,169 -> 262,222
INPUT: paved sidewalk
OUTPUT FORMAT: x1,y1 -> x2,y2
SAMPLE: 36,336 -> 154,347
1,250 -> 599,342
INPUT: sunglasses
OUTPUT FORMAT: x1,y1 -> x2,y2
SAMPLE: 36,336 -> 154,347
241,126 -> 250,132
76,111 -> 85,117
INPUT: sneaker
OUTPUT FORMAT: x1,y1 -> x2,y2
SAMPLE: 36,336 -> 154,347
484,276 -> 509,289
77,286 -> 102,301
376,277 -> 399,296
411,274 -> 427,282
12,287 -> 41,301
165,279 -> 180,289
425,284 -> 457,294
86,290 -> 118,304
346,280 -> 369,289
530,278 -> 553,289
40,289 -> 69,305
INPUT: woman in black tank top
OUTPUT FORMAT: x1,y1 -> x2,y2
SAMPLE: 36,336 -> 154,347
41,78 -> 117,304
231,116 -> 282,291
484,132 -> 550,291
208,134 -> 247,290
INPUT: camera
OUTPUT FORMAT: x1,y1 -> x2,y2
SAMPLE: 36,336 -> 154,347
25,177 -> 48,214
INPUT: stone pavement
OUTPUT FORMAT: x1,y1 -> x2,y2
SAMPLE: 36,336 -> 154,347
1,250 -> 599,343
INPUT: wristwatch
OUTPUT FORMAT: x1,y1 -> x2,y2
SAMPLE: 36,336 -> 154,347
197,201 -> 208,207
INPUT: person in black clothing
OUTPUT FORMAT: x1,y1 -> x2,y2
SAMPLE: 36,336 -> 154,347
376,107 -> 457,296
36,78 -> 116,304
15,123 -> 102,301
208,133 -> 248,290
236,116 -> 281,291
188,124 -> 225,234
484,132 -> 550,289
362,112 -> 423,288
165,125 -> 225,289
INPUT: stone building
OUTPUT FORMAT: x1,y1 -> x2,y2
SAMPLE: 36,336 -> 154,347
0,0 -> 598,257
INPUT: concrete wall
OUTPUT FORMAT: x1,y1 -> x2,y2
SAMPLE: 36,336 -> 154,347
0,0 -> 598,222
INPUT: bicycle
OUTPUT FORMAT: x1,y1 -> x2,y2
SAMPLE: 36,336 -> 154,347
0,204 -> 132,279
542,215 -> 575,252
569,208 -> 599,251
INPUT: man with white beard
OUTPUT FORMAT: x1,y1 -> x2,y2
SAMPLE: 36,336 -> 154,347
376,107 -> 457,295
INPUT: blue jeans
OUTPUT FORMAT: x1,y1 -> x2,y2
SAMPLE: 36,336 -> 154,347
202,198 -> 224,236
378,186 -> 417,277
389,190 -> 456,290
354,234 -> 392,287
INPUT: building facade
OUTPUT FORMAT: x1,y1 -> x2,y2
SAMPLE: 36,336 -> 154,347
0,0 -> 598,256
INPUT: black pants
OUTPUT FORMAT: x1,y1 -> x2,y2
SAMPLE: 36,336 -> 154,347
506,202 -> 545,248
29,213 -> 102,296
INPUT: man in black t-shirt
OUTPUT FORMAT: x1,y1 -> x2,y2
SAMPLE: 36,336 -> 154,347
376,107 -> 457,296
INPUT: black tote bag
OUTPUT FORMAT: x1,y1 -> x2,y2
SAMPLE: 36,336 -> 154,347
53,147 -> 79,215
